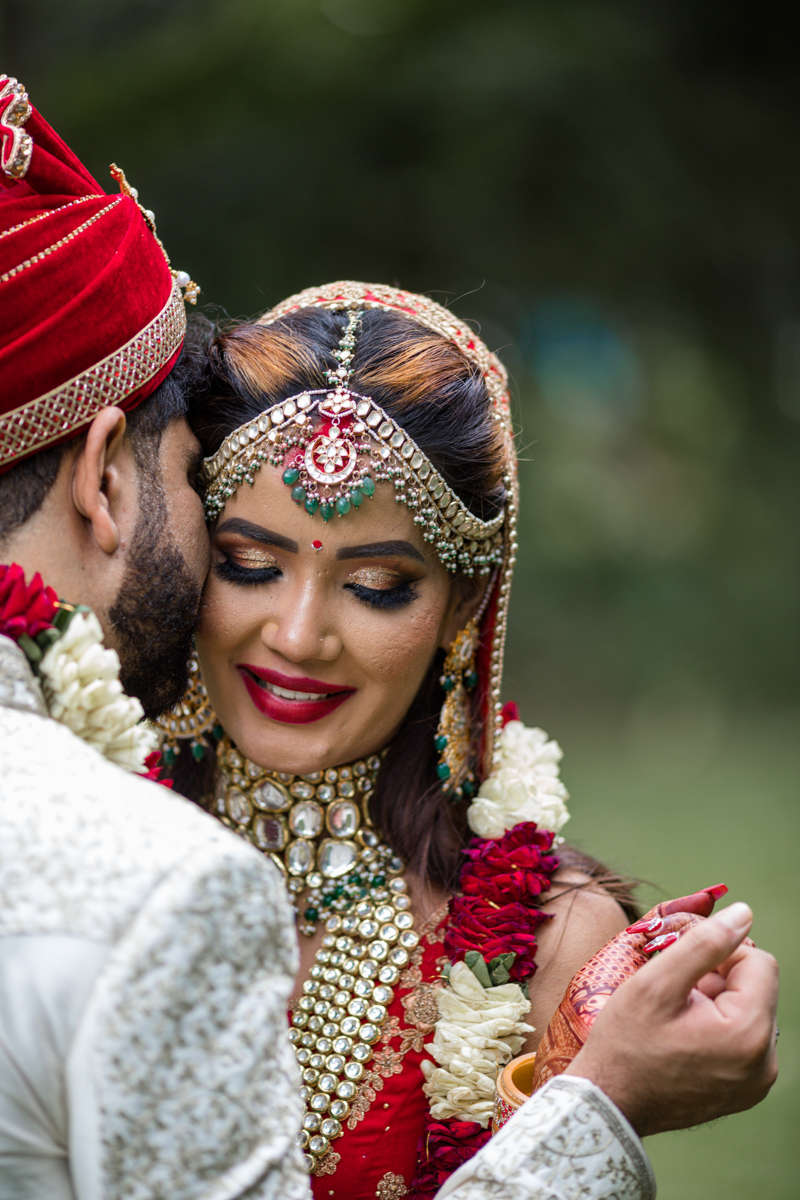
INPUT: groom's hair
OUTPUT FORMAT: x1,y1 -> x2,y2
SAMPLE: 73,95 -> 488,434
0,318 -> 211,541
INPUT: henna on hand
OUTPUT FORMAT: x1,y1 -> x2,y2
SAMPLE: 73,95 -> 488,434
531,884 -> 725,1088
562,903 -> 779,1136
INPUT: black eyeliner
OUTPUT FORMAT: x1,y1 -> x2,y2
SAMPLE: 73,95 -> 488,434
213,557 -> 281,587
345,581 -> 420,611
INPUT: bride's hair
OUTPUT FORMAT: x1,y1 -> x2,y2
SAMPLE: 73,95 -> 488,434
183,308 -> 638,915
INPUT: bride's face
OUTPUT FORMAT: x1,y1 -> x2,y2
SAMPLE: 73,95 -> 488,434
196,463 -> 468,774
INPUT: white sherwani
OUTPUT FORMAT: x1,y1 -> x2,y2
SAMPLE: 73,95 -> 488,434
0,635 -> 654,1200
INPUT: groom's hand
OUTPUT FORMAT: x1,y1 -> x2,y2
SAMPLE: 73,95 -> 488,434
564,902 -> 779,1137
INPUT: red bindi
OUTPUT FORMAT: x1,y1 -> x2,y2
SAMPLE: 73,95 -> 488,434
312,540 -> 323,552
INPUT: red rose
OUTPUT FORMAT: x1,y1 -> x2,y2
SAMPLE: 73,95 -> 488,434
0,564 -> 58,641
459,822 -> 559,907
464,822 -> 557,873
498,821 -> 555,852
140,750 -> 174,789
409,1116 -> 492,1196
460,867 -> 551,904
444,896 -> 545,978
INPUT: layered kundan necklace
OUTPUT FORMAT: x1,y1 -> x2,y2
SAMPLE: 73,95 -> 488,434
209,735 -> 421,1172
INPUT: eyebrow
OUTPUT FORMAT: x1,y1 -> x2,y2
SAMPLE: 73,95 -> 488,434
214,521 -> 425,565
214,518 -> 299,553
336,540 -> 426,564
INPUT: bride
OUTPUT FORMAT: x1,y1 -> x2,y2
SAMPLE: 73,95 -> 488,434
160,282 -> 639,1198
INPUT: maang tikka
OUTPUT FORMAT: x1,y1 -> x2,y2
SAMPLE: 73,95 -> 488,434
277,308 -> 376,521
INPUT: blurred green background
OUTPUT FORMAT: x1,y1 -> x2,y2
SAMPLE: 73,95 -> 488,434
3,1 -> 797,1195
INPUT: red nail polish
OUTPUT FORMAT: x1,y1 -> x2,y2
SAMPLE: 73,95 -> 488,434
626,916 -> 663,935
704,884 -> 728,900
643,932 -> 678,954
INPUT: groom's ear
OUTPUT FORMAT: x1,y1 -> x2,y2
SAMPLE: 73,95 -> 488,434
71,407 -> 130,555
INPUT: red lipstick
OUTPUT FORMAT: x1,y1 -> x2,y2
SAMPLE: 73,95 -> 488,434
237,664 -> 356,725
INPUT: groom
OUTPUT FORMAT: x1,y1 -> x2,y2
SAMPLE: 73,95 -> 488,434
0,75 -> 778,1200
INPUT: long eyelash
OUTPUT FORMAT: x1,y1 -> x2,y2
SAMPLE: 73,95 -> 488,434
345,581 -> 419,611
213,557 -> 281,587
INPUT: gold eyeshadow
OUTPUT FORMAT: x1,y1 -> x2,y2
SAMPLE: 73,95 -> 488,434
224,545 -> 280,569
346,566 -> 402,590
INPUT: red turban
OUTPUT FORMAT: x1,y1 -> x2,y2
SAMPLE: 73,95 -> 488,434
0,73 -> 196,474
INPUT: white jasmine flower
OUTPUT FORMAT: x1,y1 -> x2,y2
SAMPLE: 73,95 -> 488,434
421,962 -> 532,1125
39,611 -> 156,771
467,721 -> 570,839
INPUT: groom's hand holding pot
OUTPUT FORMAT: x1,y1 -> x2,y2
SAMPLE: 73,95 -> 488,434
565,901 -> 780,1136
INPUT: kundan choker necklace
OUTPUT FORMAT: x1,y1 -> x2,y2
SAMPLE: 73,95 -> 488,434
208,734 -> 394,934
210,734 -> 421,1175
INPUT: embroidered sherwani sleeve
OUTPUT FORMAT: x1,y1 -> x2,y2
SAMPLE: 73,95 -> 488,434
436,1077 -> 655,1200
65,842 -> 310,1200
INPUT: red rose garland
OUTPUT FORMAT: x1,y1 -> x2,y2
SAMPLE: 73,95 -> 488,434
447,823 -> 558,981
408,819 -> 559,1197
411,1120 -> 493,1196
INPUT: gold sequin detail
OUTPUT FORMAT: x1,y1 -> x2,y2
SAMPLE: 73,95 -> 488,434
0,199 -> 122,285
225,546 -> 280,569
346,566 -> 404,589
314,1149 -> 341,1176
376,1171 -> 409,1198
0,194 -> 102,242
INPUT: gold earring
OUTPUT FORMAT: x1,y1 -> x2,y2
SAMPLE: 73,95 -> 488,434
156,652 -> 220,765
435,618 -> 479,799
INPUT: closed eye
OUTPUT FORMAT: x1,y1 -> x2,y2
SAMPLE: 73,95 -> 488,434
344,580 -> 419,610
213,554 -> 281,587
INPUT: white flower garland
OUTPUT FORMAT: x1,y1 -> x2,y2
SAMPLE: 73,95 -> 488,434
421,962 -> 532,1123
39,610 -> 157,772
467,722 -> 570,840
422,721 -> 570,1128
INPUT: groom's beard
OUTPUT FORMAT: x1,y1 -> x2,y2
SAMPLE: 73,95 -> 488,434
109,470 -> 203,721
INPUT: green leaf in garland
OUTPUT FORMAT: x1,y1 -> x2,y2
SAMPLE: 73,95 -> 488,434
17,633 -> 42,664
52,602 -> 91,634
36,627 -> 61,651
463,950 -> 493,989
487,952 -> 517,987
52,606 -> 73,633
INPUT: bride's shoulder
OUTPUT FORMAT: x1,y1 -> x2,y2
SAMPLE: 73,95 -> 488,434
521,855 -> 632,1051
540,859 -> 631,960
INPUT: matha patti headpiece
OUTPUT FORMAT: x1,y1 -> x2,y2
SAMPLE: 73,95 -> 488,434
202,284 -> 513,577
